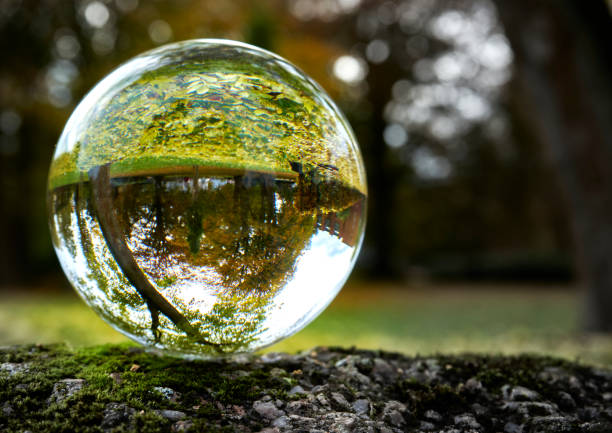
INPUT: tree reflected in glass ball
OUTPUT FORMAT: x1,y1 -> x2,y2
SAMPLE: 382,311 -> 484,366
47,39 -> 367,358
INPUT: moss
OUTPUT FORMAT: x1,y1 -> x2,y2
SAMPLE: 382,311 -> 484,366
196,402 -> 222,419
0,344 -> 299,432
400,381 -> 467,415
132,411 -> 171,433
1,344 -> 610,432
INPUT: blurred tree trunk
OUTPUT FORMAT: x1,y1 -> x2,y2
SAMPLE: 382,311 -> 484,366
0,124 -> 31,286
364,62 -> 402,278
495,0 -> 612,331
367,100 -> 395,277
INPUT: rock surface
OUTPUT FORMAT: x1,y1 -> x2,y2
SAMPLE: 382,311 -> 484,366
0,344 -> 610,432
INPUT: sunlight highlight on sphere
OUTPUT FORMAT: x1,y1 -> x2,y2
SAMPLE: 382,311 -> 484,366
47,39 -> 367,358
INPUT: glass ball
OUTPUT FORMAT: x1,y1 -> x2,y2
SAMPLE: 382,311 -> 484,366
47,39 -> 367,358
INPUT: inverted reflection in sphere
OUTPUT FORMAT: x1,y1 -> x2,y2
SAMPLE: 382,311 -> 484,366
47,39 -> 367,358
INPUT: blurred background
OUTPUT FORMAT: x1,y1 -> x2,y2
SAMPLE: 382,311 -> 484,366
1,0 -> 611,364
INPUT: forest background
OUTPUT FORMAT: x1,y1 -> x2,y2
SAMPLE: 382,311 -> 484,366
1,0 -> 611,365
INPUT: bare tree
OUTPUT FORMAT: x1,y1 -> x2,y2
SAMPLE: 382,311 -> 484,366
495,0 -> 612,331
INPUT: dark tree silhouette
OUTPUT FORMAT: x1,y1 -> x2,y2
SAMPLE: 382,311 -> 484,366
494,0 -> 612,331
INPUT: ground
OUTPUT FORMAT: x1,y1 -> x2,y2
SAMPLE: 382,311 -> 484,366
2,284 -> 612,365
0,344 -> 611,432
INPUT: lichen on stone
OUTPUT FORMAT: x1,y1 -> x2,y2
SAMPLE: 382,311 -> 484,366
0,344 -> 610,432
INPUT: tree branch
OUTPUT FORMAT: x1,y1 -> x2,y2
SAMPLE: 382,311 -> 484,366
88,163 -> 223,347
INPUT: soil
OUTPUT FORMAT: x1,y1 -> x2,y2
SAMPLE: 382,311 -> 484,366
0,344 -> 610,432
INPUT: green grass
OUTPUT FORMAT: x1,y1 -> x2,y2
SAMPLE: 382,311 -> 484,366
1,283 -> 611,366
48,155 -> 298,190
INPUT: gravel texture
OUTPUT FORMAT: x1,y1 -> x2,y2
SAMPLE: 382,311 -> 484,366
0,344 -> 610,432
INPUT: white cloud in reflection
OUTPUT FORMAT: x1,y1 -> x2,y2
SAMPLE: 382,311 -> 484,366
262,229 -> 354,340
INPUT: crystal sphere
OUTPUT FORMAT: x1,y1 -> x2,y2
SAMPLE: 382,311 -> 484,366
47,39 -> 367,358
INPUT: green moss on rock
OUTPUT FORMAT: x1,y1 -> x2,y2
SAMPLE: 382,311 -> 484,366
1,344 -> 610,432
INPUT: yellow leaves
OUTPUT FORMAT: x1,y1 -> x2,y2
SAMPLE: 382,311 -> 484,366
140,126 -> 158,147
184,74 -> 209,95
49,54 -> 365,194
49,151 -> 77,177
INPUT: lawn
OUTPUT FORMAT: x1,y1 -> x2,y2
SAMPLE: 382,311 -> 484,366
1,282 -> 610,366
